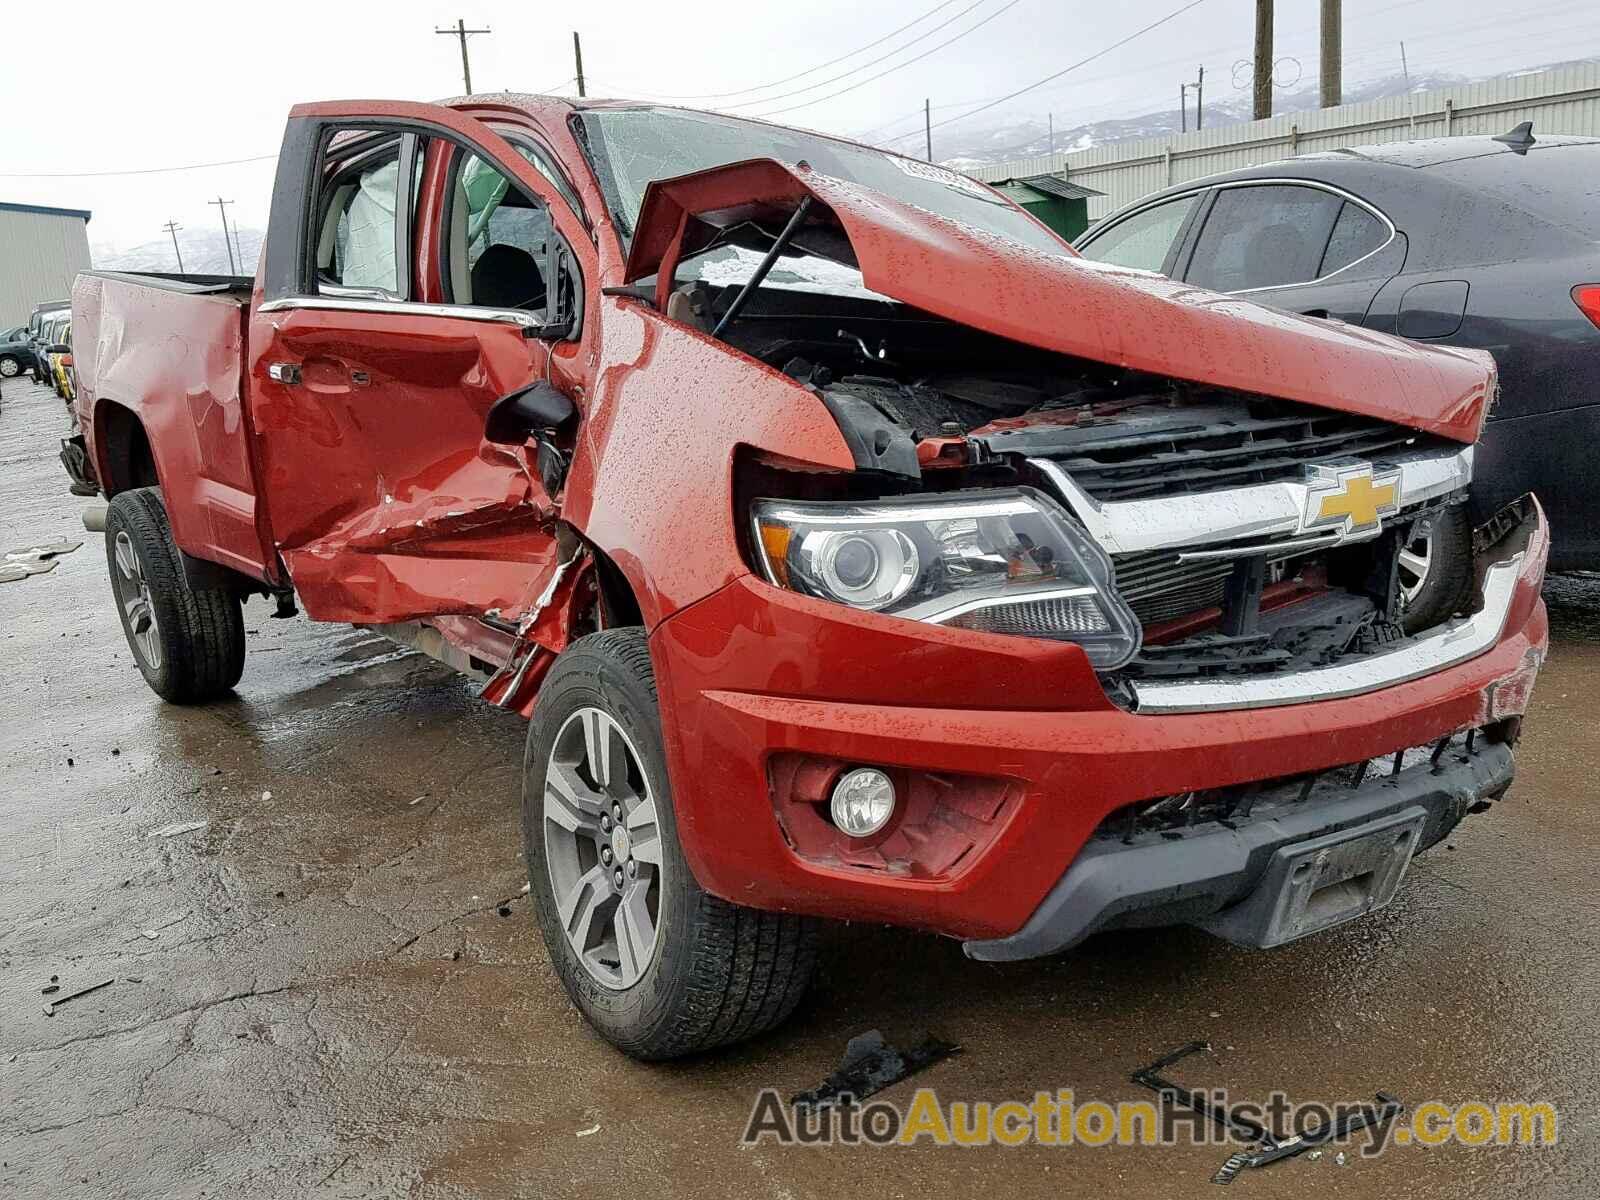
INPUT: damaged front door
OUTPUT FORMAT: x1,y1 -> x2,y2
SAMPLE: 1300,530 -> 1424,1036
248,102 -> 584,626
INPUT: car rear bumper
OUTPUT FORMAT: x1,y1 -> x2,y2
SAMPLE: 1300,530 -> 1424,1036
648,499 -> 1548,942
963,737 -> 1513,960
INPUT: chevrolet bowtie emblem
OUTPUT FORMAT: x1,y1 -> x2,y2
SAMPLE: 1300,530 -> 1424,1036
1302,461 -> 1402,539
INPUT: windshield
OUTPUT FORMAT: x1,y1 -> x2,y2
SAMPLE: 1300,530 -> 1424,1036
575,107 -> 1072,279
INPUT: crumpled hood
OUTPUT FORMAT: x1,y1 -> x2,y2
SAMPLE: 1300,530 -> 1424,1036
624,158 -> 1495,444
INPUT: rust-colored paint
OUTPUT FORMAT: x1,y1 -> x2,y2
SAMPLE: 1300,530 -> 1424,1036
624,158 -> 1496,444
71,272 -> 274,583
649,514 -> 1548,938
68,95 -> 1546,943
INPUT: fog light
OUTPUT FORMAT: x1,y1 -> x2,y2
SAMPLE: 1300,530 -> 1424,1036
830,768 -> 896,837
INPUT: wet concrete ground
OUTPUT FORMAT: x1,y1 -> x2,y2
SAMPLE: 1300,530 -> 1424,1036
2,373 -> 1598,1198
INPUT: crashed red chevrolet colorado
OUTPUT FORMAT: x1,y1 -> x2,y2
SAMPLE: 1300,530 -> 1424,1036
65,97 -> 1548,1060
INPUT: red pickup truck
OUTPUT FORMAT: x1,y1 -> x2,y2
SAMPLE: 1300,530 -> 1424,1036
66,96 -> 1548,1060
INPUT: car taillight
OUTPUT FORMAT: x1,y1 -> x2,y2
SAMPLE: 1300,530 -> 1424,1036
1574,285 -> 1600,329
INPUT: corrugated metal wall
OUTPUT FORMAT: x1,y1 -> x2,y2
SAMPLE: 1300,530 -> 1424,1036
970,64 -> 1600,223
0,208 -> 93,327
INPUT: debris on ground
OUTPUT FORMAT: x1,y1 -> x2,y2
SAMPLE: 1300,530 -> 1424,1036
147,820 -> 208,839
1131,1042 -> 1402,1185
791,1030 -> 960,1111
576,1124 -> 601,1137
0,538 -> 82,584
43,977 -> 115,1017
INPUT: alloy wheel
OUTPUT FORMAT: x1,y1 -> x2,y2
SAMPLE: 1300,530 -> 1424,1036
0,358 -> 18,377
1397,521 -> 1434,609
543,707 -> 663,990
113,530 -> 162,670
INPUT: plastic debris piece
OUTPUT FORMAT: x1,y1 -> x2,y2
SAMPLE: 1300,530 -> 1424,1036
0,539 -> 82,584
43,977 -> 115,1017
576,1124 -> 600,1137
148,820 -> 208,839
792,1030 -> 960,1111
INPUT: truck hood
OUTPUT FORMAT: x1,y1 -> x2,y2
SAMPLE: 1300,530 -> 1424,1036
623,158 -> 1495,444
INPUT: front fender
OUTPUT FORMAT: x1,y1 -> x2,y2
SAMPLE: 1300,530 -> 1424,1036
561,297 -> 855,629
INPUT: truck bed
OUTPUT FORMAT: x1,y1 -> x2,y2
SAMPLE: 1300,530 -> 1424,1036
72,269 -> 275,584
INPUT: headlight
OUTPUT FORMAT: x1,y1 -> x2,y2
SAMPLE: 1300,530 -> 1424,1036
752,488 -> 1141,669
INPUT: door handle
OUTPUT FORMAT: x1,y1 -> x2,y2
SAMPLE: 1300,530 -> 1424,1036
267,362 -> 301,385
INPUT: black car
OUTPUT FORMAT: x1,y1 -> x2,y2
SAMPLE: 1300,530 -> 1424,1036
0,325 -> 31,378
1076,127 -> 1600,572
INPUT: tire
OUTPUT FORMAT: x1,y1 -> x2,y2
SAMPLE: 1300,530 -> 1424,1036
1397,504 -> 1473,634
104,487 -> 246,703
0,355 -> 19,378
523,628 -> 819,1060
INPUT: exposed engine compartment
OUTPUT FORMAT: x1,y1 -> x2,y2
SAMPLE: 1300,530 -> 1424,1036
702,280 -> 1475,697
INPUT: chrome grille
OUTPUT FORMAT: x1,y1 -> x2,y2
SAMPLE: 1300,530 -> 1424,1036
1114,551 -> 1235,626
1051,408 -> 1426,502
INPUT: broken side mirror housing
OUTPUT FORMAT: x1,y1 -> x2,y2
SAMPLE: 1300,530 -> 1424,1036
484,380 -> 576,446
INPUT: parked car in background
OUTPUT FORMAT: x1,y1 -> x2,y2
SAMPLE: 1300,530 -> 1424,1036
40,311 -> 72,400
26,301 -> 69,382
49,318 -> 75,403
1075,127 -> 1600,572
66,95 -> 1547,1061
0,326 -> 31,378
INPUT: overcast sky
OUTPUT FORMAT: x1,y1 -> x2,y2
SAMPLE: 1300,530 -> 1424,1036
2,0 -> 1593,251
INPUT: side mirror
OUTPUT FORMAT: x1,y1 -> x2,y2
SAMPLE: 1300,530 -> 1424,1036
49,343 -> 70,354
484,380 -> 576,446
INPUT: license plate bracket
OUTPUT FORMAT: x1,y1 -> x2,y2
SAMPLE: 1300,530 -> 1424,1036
1200,806 -> 1427,947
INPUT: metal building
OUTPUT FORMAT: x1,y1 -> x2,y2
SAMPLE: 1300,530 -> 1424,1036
970,63 -> 1600,227
0,201 -> 93,327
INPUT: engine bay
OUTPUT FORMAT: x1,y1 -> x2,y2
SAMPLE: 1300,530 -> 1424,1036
703,279 -> 1476,693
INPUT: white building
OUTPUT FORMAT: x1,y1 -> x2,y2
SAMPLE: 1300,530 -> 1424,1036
0,201 -> 93,327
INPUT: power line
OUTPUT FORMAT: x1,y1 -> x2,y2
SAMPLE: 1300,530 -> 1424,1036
751,0 -> 1030,118
0,153 -> 277,179
600,0 -> 967,101
921,0 -> 1213,135
718,0 -> 999,110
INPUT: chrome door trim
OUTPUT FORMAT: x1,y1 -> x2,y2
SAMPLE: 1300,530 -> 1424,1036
257,295 -> 541,328
1030,445 -> 1473,557
1127,551 -> 1522,714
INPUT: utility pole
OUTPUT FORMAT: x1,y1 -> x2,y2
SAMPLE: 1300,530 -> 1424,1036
1320,0 -> 1342,107
1048,113 -> 1054,156
436,18 -> 491,95
924,99 -> 932,162
1252,0 -> 1274,120
162,221 -> 185,273
209,197 -> 238,275
1180,67 -> 1204,132
573,31 -> 586,98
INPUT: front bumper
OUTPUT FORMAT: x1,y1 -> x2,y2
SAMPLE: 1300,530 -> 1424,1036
963,737 -> 1512,960
649,500 -> 1548,942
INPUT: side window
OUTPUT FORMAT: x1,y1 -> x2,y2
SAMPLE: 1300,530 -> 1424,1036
447,150 -> 551,314
1185,184 -> 1343,292
313,129 -> 422,298
1319,200 -> 1388,276
1076,195 -> 1197,274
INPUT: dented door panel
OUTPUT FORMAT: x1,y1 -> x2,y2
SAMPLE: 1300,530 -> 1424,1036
246,303 -> 558,623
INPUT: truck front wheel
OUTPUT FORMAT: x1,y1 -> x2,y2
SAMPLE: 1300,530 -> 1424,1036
523,628 -> 818,1060
104,487 -> 246,703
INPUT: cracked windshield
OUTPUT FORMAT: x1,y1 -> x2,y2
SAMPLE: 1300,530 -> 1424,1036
579,106 -> 1071,297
